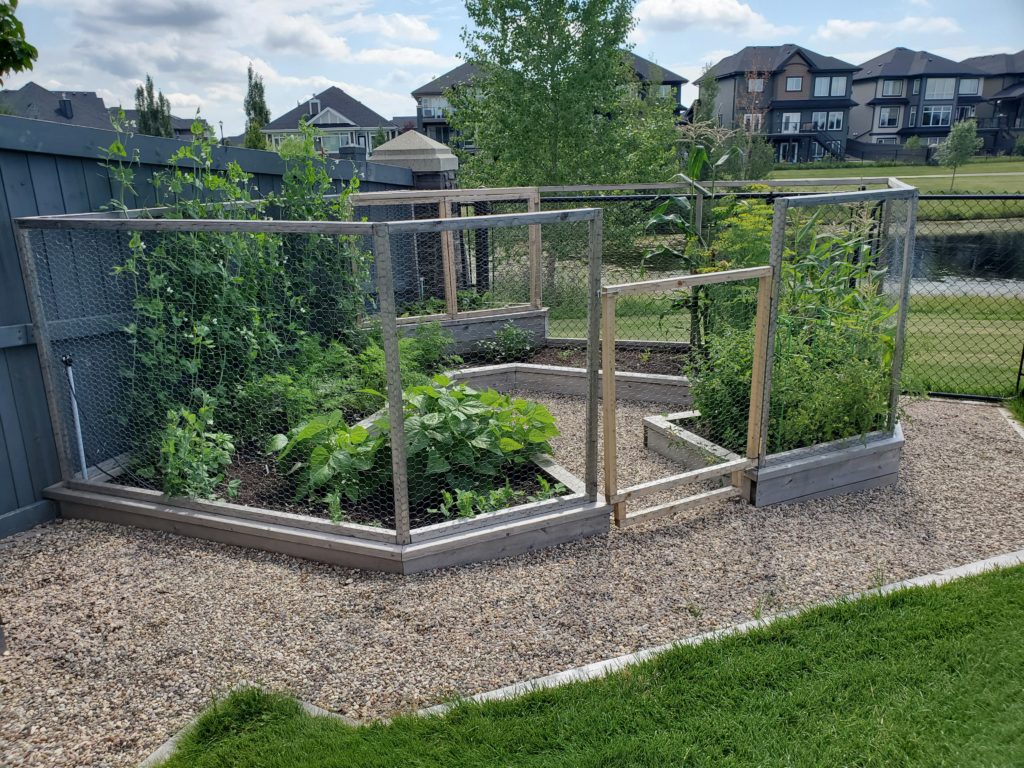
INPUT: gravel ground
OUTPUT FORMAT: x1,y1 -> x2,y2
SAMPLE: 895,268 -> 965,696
2,398 -> 1024,767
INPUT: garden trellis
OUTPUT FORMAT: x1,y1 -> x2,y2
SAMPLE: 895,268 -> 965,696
15,178 -> 918,570
16,207 -> 607,573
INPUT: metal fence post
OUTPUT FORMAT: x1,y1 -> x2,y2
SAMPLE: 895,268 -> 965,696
372,222 -> 412,544
585,210 -> 603,501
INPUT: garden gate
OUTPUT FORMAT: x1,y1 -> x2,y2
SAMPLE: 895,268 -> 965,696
599,265 -> 775,527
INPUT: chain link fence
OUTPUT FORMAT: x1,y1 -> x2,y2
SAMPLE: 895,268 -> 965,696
539,189 -> 1024,399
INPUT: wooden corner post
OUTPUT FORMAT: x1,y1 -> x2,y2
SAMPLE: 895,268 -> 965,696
527,189 -> 542,309
601,288 -> 621,523
372,223 -> 412,544
437,201 -> 459,318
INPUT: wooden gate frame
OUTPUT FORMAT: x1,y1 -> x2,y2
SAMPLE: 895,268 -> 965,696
349,187 -> 543,320
601,265 -> 775,527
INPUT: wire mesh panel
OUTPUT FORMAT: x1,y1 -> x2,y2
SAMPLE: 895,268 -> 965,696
758,188 -> 915,465
17,207 -> 604,550
903,196 -> 1024,398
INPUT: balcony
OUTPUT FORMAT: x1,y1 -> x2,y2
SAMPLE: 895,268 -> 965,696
768,120 -> 842,135
976,116 -> 1023,131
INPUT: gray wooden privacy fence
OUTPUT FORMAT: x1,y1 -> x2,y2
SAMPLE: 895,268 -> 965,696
0,116 -> 412,537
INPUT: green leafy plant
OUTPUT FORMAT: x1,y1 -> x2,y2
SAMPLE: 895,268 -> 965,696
428,476 -> 567,519
690,215 -> 898,454
270,376 -> 560,514
155,392 -> 238,500
476,322 -> 536,362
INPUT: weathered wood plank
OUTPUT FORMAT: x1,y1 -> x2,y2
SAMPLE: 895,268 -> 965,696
621,486 -> 739,528
613,458 -> 752,504
604,266 -> 771,297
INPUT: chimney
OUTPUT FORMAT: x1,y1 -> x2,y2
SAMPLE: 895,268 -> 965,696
58,93 -> 73,120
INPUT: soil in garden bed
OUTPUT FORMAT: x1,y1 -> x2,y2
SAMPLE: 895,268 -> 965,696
525,344 -> 689,376
111,447 -> 557,530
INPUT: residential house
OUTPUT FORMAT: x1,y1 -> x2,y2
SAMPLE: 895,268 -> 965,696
696,45 -> 858,163
410,53 -> 688,145
961,49 -> 1024,154
262,87 -> 397,156
850,48 -> 987,148
0,82 -> 114,129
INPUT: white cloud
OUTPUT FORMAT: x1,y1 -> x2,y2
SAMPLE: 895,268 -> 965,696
262,15 -> 353,61
343,12 -> 440,42
353,47 -> 459,69
814,15 -> 960,41
908,0 -> 930,6
635,0 -> 797,37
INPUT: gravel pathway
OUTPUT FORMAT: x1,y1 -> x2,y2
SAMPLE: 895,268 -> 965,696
2,399 -> 1023,767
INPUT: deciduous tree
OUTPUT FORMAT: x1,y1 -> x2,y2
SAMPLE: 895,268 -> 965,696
936,119 -> 983,190
0,0 -> 36,85
449,0 -> 675,186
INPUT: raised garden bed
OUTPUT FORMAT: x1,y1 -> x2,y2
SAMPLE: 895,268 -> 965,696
527,342 -> 688,376
642,412 -> 904,507
397,307 -> 548,354
45,449 -> 608,574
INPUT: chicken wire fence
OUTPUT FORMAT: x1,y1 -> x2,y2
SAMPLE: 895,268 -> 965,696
16,209 -> 602,543
757,189 -> 915,465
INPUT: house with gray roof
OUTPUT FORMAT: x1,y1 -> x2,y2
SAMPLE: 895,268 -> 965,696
262,87 -> 397,157
696,44 -> 857,163
0,82 -> 113,130
850,48 -> 987,149
961,49 -> 1024,154
410,53 -> 687,146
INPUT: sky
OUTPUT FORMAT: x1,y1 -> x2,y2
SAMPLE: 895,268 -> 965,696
7,0 -> 1024,136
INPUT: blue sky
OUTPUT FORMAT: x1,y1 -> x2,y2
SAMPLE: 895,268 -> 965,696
8,0 -> 1024,135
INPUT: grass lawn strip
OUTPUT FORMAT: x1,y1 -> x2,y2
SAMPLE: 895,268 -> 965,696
154,549 -> 1024,767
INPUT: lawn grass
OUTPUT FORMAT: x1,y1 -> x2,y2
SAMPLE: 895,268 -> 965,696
158,565 -> 1024,767
902,294 -> 1024,397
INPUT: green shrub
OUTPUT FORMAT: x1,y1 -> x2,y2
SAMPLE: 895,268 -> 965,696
152,392 -> 238,500
476,322 -> 537,362
1014,135 -> 1024,157
427,475 -> 567,519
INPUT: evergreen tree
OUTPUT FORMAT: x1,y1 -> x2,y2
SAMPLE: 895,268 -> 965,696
134,75 -> 173,138
243,63 -> 271,150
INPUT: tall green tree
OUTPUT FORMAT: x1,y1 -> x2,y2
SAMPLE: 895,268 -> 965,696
0,0 -> 36,85
243,63 -> 271,149
936,119 -> 983,191
134,74 -> 173,138
449,0 -> 673,186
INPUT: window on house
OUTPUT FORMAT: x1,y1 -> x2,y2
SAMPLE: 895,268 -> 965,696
955,104 -> 976,121
786,76 -> 802,91
909,106 -> 917,127
912,79 -> 920,95
321,133 -> 341,151
814,77 -> 830,96
657,84 -> 673,98
811,111 -> 827,130
875,137 -> 899,145
881,79 -> 903,97
921,105 -> 952,126
827,111 -> 843,130
742,112 -> 763,132
830,76 -> 847,96
878,106 -> 900,128
748,78 -> 764,92
958,78 -> 980,95
925,136 -> 943,146
781,112 -> 800,133
925,78 -> 955,100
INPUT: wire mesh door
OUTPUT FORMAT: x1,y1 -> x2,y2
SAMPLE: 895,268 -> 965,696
600,266 -> 774,528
